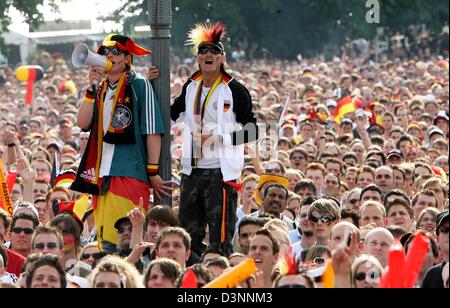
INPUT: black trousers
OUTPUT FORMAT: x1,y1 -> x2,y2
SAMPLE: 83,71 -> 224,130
179,169 -> 238,257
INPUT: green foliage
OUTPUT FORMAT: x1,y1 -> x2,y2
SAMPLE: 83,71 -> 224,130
1,0 -> 448,59
107,0 -> 448,59
0,0 -> 67,33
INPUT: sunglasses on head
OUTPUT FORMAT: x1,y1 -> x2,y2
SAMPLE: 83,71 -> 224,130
82,252 -> 106,260
198,46 -> 222,55
103,46 -> 125,56
34,242 -> 58,250
12,227 -> 34,235
309,215 -> 334,224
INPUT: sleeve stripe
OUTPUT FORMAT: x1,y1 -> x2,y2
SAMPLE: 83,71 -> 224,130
144,79 -> 152,134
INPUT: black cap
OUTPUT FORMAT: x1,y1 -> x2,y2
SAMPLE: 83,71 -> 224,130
437,210 -> 449,234
114,217 -> 131,230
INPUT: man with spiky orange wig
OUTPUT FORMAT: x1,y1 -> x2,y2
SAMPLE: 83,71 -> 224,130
171,22 -> 258,257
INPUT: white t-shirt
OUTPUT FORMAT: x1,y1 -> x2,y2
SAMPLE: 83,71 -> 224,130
99,84 -> 116,178
196,86 -> 221,169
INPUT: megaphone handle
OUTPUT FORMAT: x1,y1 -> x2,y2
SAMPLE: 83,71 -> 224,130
90,81 -> 98,93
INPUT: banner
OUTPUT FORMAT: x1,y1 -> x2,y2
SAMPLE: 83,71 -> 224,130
0,160 -> 14,215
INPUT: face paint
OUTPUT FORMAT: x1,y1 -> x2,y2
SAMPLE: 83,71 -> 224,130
63,234 -> 75,253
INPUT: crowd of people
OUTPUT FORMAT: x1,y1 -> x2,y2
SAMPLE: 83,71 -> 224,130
0,21 -> 448,289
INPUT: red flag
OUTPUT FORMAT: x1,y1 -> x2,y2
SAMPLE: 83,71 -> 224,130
25,68 -> 37,105
6,169 -> 18,194
403,233 -> 430,288
332,96 -> 355,124
379,242 -> 405,288
181,269 -> 198,288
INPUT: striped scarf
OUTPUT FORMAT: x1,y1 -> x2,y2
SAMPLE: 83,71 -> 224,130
71,71 -> 136,195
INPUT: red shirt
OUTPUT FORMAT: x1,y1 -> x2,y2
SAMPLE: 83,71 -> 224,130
5,248 -> 26,277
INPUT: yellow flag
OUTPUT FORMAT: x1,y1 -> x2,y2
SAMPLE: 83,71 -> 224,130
322,260 -> 335,288
73,194 -> 89,222
0,160 -> 13,215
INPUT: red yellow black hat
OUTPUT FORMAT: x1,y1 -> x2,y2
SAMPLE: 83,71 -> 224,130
97,34 -> 151,56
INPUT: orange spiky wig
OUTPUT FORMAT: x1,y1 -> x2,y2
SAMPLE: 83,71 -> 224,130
187,22 -> 226,53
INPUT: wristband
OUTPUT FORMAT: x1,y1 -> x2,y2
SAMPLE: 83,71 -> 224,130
147,164 -> 159,177
7,143 -> 16,148
84,90 -> 96,104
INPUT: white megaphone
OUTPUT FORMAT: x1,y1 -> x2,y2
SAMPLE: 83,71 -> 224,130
71,44 -> 112,72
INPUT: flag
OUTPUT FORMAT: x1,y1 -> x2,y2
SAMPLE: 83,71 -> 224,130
332,96 -> 355,124
0,160 -> 13,215
73,194 -> 89,224
6,168 -> 18,194
368,102 -> 383,127
181,269 -> 198,288
379,236 -> 429,288
50,154 -> 59,187
308,107 -> 327,123
403,233 -> 430,288
321,260 -> 335,288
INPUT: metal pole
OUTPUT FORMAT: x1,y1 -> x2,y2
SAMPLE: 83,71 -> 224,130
149,0 -> 172,206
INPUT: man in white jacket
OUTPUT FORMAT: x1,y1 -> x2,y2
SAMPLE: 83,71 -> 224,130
171,22 -> 258,257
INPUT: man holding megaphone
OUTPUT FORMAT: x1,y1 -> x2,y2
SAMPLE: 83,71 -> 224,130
71,34 -> 171,253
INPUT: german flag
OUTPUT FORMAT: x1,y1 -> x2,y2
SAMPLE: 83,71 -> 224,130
224,101 -> 231,112
332,96 -> 355,124
368,102 -> 383,127
93,177 -> 150,250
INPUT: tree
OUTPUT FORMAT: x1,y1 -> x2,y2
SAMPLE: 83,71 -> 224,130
0,0 -> 66,33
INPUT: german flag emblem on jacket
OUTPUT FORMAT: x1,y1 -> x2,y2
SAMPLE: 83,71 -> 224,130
224,101 -> 231,112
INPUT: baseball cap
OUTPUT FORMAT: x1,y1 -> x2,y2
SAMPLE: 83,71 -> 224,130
59,119 -> 73,128
428,128 -> 445,139
341,118 -> 353,127
114,217 -> 131,230
387,149 -> 403,160
367,124 -> 384,135
326,99 -> 337,108
434,110 -> 449,124
437,211 -> 449,235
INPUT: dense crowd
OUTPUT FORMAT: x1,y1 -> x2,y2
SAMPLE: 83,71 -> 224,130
0,28 -> 448,288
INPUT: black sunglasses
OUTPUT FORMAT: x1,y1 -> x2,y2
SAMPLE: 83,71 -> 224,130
198,46 -> 222,55
34,242 -> 58,250
439,226 -> 449,234
309,215 -> 335,224
12,227 -> 34,235
118,226 -> 133,234
277,284 -> 307,288
266,168 -> 282,174
348,199 -> 359,205
82,252 -> 106,260
103,46 -> 124,56
355,271 -> 378,281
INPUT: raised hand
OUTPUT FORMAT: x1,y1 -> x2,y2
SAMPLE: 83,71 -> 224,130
127,197 -> 146,227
